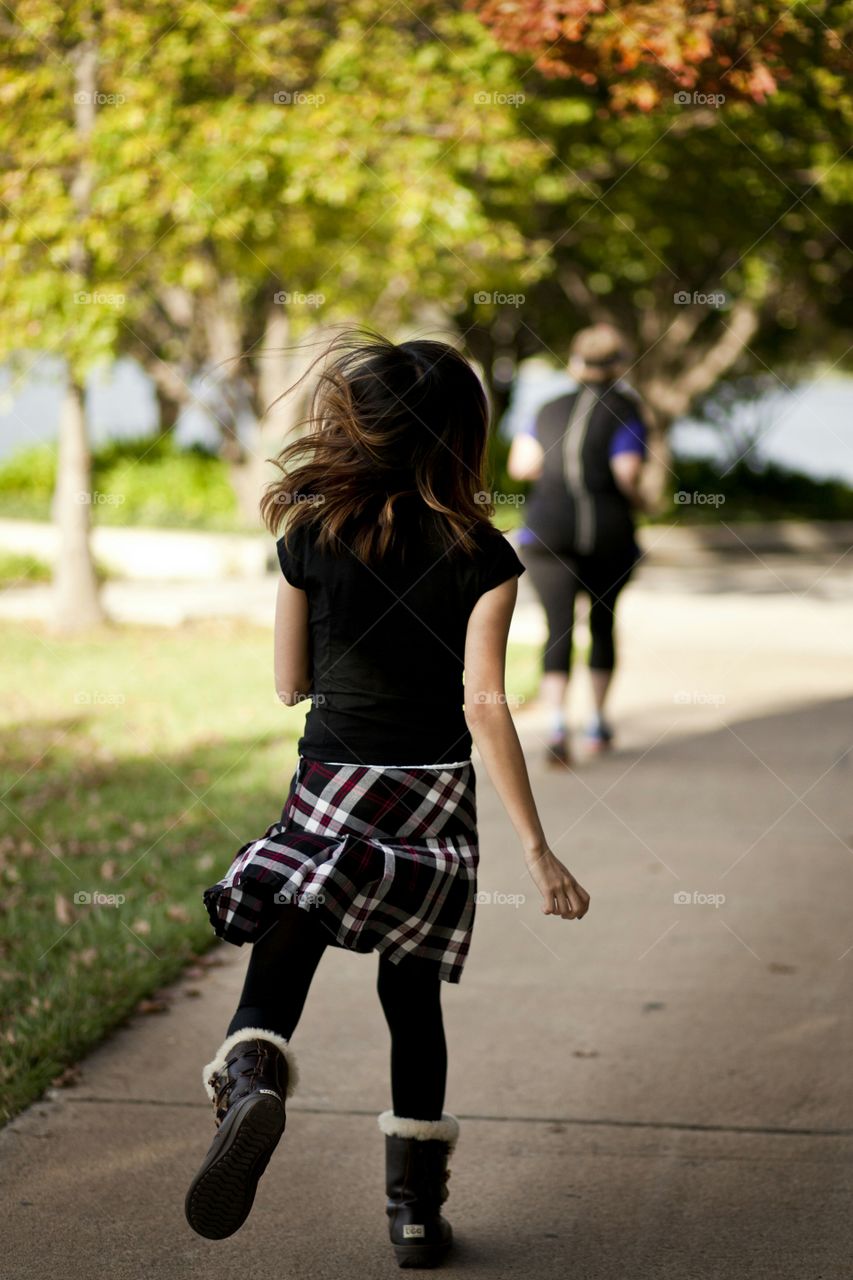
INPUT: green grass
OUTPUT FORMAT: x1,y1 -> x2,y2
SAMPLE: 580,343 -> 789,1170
0,618 -> 309,1122
0,619 -> 539,1123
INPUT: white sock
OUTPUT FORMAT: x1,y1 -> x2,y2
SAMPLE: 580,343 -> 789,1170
550,710 -> 567,737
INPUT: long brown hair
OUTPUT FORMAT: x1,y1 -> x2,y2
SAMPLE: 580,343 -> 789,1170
260,328 -> 494,565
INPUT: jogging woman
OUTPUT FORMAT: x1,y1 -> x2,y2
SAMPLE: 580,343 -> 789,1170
184,331 -> 590,1266
508,324 -> 647,767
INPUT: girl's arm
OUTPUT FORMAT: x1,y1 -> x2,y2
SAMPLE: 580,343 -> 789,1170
463,577 -> 590,921
273,575 -> 311,705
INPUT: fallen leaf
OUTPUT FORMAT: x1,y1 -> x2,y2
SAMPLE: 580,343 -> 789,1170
51,1065 -> 81,1088
136,998 -> 169,1015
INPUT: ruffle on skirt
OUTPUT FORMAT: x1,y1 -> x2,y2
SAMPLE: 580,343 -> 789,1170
203,756 -> 479,984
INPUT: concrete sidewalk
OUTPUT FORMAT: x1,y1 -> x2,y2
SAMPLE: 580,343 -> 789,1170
2,578 -> 852,1279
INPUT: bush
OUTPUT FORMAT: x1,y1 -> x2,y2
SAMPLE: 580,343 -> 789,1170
665,456 -> 853,522
0,435 -> 243,530
0,550 -> 52,587
486,430 -> 853,526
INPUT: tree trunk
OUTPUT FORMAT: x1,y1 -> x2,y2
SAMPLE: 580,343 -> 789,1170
633,298 -> 761,506
200,267 -> 247,466
229,308 -> 326,530
155,383 -> 182,436
50,378 -> 105,632
49,28 -> 105,631
637,404 -> 675,515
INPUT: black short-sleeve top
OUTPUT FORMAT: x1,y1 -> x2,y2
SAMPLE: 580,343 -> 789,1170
276,517 -> 525,766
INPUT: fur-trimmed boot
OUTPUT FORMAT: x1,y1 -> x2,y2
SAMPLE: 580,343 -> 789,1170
379,1110 -> 460,1268
184,1028 -> 298,1239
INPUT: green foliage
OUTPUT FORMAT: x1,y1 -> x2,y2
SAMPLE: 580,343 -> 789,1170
0,437 -> 241,529
0,1 -> 540,387
0,550 -> 52,587
0,443 -> 57,504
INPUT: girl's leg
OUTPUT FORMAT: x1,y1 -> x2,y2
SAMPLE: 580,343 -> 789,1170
226,903 -> 330,1041
377,951 -> 447,1121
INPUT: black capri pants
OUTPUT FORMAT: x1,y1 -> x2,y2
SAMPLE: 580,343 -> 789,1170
521,543 -> 638,676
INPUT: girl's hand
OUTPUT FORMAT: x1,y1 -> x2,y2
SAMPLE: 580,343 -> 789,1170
524,847 -> 590,919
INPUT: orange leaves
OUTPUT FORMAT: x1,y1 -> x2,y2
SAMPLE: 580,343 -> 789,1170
470,0 -> 832,112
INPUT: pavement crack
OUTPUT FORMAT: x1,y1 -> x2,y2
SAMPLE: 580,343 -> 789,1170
53,1097 -> 853,1138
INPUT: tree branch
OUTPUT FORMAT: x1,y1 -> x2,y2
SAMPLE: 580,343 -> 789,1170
556,266 -> 615,323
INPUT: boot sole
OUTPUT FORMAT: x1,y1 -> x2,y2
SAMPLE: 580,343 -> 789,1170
185,1093 -> 285,1239
393,1241 -> 452,1268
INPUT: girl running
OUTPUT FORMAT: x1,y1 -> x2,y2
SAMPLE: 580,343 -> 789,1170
185,331 -> 590,1267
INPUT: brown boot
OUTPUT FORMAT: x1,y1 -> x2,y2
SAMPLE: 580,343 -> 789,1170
379,1110 -> 459,1268
185,1028 -> 298,1239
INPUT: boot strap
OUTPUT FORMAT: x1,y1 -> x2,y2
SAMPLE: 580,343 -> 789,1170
209,1066 -> 233,1126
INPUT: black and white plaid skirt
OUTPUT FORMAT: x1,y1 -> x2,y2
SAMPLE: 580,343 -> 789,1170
203,755 -> 479,983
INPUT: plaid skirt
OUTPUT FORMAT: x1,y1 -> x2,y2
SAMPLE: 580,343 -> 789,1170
203,755 -> 479,983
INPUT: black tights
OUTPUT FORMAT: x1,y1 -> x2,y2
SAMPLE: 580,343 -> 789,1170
226,906 -> 447,1121
522,544 -> 635,675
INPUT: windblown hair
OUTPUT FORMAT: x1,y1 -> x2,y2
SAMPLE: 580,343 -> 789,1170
260,329 -> 494,565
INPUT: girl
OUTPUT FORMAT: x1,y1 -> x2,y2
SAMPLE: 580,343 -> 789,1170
508,324 -> 648,767
185,331 -> 590,1267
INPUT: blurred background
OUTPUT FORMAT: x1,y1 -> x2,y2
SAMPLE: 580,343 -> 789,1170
1,0 -> 851,1147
